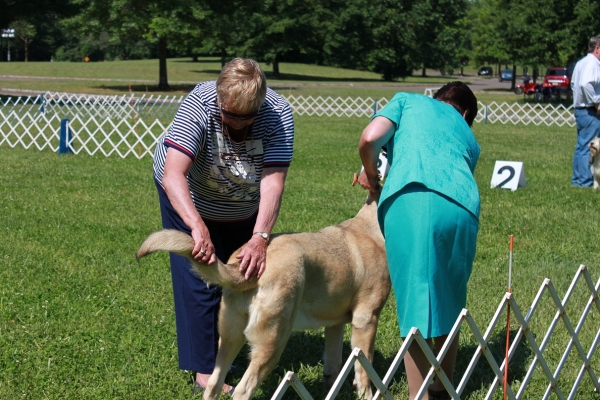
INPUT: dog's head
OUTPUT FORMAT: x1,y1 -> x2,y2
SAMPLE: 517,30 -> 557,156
589,137 -> 600,163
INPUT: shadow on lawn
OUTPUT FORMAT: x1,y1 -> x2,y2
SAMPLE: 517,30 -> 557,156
456,328 -> 533,397
225,327 -> 532,399
229,330 -> 402,400
94,84 -> 197,94
189,69 -> 385,83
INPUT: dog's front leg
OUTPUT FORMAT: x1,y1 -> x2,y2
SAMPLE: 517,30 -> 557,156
350,312 -> 380,400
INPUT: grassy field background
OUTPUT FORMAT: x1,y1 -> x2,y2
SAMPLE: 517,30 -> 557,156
0,60 -> 598,399
1,117 -> 599,399
0,58 -> 527,105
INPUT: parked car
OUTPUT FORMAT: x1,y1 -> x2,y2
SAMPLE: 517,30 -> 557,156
499,69 -> 513,82
477,66 -> 493,76
542,67 -> 572,102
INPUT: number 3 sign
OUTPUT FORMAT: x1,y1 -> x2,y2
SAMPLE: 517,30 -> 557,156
490,161 -> 526,191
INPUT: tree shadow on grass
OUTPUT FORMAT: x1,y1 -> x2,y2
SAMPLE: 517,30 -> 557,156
172,58 -> 221,64
188,69 -> 385,83
93,84 -> 197,94
228,330 -> 402,400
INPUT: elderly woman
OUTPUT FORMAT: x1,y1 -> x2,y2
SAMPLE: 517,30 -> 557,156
357,82 -> 480,399
152,58 -> 294,393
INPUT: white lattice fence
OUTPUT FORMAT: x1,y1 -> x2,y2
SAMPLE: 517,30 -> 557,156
477,101 -> 575,127
285,95 -> 389,117
66,115 -> 170,159
0,109 -> 61,151
273,265 -> 600,400
0,92 -> 579,159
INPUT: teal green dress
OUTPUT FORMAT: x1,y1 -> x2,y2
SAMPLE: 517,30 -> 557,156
375,93 -> 480,339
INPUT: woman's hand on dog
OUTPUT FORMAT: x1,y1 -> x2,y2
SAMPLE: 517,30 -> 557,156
237,236 -> 268,280
190,224 -> 217,264
356,170 -> 381,194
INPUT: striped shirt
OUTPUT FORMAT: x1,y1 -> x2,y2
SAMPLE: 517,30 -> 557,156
153,81 -> 294,221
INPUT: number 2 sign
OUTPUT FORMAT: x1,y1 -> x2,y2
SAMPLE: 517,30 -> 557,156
490,161 -> 526,191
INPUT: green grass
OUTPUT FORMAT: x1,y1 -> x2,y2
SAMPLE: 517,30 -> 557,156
1,115 -> 599,399
0,58 -> 469,97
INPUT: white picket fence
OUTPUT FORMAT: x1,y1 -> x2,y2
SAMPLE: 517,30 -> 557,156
273,265 -> 600,399
0,91 -> 576,159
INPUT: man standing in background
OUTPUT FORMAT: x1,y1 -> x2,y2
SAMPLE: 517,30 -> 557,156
571,37 -> 600,187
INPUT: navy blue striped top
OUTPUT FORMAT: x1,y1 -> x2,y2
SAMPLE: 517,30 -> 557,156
153,81 -> 295,221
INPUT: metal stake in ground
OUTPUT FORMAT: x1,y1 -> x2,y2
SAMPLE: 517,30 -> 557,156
503,235 -> 514,400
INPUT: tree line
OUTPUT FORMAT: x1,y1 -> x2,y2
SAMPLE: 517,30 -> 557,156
1,0 -> 599,89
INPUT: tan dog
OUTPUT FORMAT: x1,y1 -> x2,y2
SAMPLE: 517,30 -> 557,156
137,192 -> 390,400
589,137 -> 600,188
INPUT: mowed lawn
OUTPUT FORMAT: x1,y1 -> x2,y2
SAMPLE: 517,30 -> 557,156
0,57 -> 525,102
1,110 -> 599,399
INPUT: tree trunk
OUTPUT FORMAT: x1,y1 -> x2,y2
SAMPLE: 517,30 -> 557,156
24,39 -> 30,62
511,64 -> 516,91
272,55 -> 280,79
220,49 -> 226,68
192,54 -> 198,62
421,67 -> 426,77
158,37 -> 169,91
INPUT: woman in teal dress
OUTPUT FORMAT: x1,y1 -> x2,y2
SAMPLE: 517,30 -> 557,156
357,82 -> 480,399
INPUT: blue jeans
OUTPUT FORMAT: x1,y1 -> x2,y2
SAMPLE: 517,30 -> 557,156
572,107 -> 600,187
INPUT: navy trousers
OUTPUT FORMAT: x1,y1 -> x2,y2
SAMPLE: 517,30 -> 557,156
572,107 -> 600,187
156,180 -> 256,373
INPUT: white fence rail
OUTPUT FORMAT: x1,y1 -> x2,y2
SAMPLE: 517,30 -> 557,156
272,265 -> 600,399
1,91 -> 576,159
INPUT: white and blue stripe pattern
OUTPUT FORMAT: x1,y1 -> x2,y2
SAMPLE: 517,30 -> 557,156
153,81 -> 294,221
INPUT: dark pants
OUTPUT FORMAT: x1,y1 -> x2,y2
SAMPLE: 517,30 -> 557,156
572,107 -> 600,187
156,180 -> 256,373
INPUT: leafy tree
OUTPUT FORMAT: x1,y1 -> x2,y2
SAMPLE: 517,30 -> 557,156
323,0 -> 415,81
568,0 -> 600,63
12,20 -> 36,62
468,3 -> 507,74
238,0 -> 331,78
65,0 -> 200,90
410,0 -> 470,76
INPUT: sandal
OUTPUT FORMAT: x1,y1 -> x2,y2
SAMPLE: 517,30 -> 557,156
193,381 -> 235,396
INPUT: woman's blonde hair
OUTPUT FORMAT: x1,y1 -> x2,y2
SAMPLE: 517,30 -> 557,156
216,58 -> 267,114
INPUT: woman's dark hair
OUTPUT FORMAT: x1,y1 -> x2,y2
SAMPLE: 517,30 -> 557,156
433,81 -> 478,127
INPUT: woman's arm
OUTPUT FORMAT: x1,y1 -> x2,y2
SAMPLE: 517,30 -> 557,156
358,116 -> 395,193
236,167 -> 288,279
162,148 -> 216,264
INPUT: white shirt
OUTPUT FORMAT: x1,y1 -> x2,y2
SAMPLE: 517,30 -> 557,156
571,53 -> 600,108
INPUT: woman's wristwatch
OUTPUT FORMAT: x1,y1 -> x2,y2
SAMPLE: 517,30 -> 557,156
253,231 -> 270,241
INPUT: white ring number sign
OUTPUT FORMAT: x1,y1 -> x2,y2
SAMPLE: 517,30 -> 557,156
490,161 -> 526,191
361,150 -> 390,180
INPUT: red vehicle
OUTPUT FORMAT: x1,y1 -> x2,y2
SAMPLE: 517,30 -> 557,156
542,67 -> 572,101
515,76 -> 540,96
543,67 -> 570,89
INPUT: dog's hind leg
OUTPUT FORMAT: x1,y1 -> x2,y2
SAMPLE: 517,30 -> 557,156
323,323 -> 345,389
233,291 -> 298,400
204,301 -> 248,400
350,311 -> 380,400
232,328 -> 291,400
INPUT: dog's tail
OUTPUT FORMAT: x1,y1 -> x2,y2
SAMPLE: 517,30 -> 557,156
136,229 -> 258,291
